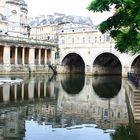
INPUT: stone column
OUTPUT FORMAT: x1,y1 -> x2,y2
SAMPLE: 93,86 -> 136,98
3,46 -> 10,65
51,49 -> 55,64
45,49 -> 47,65
29,48 -> 35,65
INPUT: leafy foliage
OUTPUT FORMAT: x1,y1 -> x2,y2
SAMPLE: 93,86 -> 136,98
87,0 -> 140,54
111,125 -> 136,140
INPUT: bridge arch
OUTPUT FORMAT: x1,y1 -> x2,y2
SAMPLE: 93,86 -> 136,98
131,55 -> 140,74
61,52 -> 85,74
93,52 -> 122,75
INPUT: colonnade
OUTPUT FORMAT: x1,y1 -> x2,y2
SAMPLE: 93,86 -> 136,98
0,45 -> 53,65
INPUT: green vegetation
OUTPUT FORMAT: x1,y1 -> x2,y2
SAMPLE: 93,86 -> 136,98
111,125 -> 136,140
87,0 -> 140,54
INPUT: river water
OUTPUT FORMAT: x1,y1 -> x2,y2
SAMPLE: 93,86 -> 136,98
0,74 -> 138,140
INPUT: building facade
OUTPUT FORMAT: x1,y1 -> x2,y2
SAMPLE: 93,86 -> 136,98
0,0 -> 29,37
29,13 -> 93,42
0,36 -> 56,74
0,0 -> 56,74
57,25 -> 140,77
0,1 -> 139,76
29,13 -> 140,77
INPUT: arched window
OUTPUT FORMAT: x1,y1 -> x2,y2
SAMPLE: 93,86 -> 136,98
72,38 -> 74,44
83,37 -> 85,43
60,36 -> 65,44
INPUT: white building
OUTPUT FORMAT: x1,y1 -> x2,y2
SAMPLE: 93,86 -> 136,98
57,25 -> 140,77
28,13 -> 93,42
0,0 -> 29,37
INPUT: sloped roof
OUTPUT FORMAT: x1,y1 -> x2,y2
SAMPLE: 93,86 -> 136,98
28,14 -> 93,27
0,14 -> 6,20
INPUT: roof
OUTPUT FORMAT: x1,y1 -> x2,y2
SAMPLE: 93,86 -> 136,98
28,14 -> 93,27
0,14 -> 6,20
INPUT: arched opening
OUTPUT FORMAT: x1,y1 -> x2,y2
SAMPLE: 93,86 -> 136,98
61,74 -> 85,95
0,46 -> 3,64
61,53 -> 85,74
47,49 -> 51,64
93,53 -> 122,75
10,46 -> 15,64
92,76 -> 121,98
17,47 -> 22,64
131,55 -> 140,74
25,48 -> 29,64
35,48 -> 39,64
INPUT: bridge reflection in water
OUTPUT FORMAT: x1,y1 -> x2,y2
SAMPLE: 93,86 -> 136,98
0,74 -> 138,140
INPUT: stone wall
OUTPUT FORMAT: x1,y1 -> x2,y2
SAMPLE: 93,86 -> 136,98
0,65 -> 54,75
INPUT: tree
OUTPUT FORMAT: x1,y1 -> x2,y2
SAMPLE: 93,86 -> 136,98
87,0 -> 140,54
110,125 -> 136,140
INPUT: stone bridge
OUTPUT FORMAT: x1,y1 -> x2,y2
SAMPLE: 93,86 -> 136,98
57,29 -> 140,77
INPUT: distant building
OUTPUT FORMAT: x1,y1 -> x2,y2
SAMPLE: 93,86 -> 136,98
28,13 -> 93,42
0,0 -> 29,37
0,0 -> 56,74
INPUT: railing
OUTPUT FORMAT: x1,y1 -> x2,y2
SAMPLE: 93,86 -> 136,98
0,35 -> 57,47
128,72 -> 140,88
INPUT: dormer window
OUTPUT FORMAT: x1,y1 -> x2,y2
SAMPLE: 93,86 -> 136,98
11,10 -> 17,15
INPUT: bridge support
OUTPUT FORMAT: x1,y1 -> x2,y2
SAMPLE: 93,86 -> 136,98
85,65 -> 92,75
122,66 -> 130,78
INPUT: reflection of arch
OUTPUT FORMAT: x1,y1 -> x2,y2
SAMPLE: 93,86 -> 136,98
61,53 -> 85,74
93,52 -> 122,75
131,55 -> 140,74
61,74 -> 85,95
92,76 -> 121,98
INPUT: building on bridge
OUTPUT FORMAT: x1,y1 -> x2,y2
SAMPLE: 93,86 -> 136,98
57,25 -> 140,77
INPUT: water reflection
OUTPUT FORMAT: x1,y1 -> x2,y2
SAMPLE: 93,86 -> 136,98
61,74 -> 85,95
92,76 -> 121,98
0,74 -> 132,140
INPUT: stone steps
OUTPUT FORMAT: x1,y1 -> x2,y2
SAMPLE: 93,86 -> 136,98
134,97 -> 140,100
134,119 -> 140,123
133,94 -> 140,121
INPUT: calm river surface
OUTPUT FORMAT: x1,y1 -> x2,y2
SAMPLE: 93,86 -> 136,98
0,74 -> 138,140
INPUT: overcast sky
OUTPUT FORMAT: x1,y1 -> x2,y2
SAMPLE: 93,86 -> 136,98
25,0 -> 113,25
